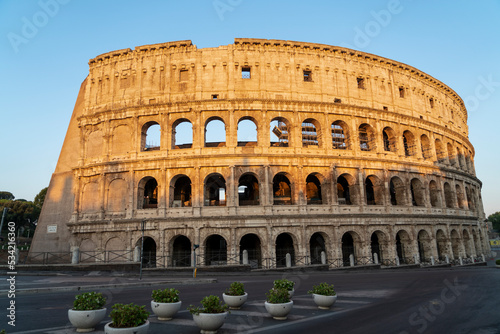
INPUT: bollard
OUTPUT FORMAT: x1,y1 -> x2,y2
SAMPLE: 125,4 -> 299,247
396,256 -> 400,266
242,249 -> 249,265
321,251 -> 326,265
431,256 -> 435,266
445,255 -> 450,264
459,256 -> 463,266
373,252 -> 379,264
133,246 -> 141,262
286,253 -> 292,268
414,254 -> 419,264
71,246 -> 79,264
349,254 -> 355,267
482,254 -> 485,262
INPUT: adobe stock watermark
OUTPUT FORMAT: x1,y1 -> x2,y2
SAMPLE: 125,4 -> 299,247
7,0 -> 71,54
463,74 -> 500,112
344,0 -> 410,50
399,277 -> 467,334
212,0 -> 243,21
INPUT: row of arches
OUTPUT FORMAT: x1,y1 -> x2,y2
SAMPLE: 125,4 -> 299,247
90,227 -> 486,268
135,116 -> 474,173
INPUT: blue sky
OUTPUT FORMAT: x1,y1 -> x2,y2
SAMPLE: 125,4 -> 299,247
0,0 -> 499,216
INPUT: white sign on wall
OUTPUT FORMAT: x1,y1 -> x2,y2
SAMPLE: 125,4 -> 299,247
47,225 -> 57,233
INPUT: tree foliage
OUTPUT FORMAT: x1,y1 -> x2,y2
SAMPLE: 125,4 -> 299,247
488,212 -> 500,232
0,191 -> 14,200
34,187 -> 48,208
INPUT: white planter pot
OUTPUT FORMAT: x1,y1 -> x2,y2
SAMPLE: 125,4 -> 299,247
264,301 -> 293,320
288,289 -> 294,299
222,293 -> 247,309
192,312 -> 228,334
312,294 -> 337,309
151,300 -> 181,320
68,308 -> 107,333
104,320 -> 149,334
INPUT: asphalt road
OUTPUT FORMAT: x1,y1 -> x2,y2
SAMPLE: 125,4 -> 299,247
1,266 -> 499,334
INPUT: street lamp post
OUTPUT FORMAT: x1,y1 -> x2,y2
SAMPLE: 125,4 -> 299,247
139,220 -> 145,280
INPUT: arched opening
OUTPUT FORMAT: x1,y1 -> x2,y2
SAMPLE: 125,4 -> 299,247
205,118 -> 226,147
417,230 -> 432,262
171,235 -> 191,267
371,232 -> 381,263
141,122 -> 161,151
204,174 -> 226,206
456,184 -> 465,209
139,177 -> 158,209
444,182 -> 455,208
436,230 -> 448,261
450,230 -> 460,259
331,121 -> 349,149
238,173 -> 259,206
382,127 -> 397,152
396,230 -> 411,263
237,118 -> 258,147
270,117 -> 289,147
310,232 -> 327,265
359,123 -> 376,151
447,143 -> 456,166
403,130 -> 416,157
172,119 -> 193,149
302,118 -> 320,147
421,134 -> 432,160
435,139 -> 447,163
138,237 -> 156,268
276,233 -> 295,267
389,176 -> 406,206
410,178 -> 425,207
365,175 -> 383,205
463,230 -> 472,257
273,173 -> 292,205
473,231 -> 481,256
172,175 -> 192,207
205,235 -> 227,265
341,232 -> 355,266
457,147 -> 465,170
306,174 -> 322,205
466,187 -> 474,212
337,174 -> 357,205
240,234 -> 262,268
429,180 -> 441,207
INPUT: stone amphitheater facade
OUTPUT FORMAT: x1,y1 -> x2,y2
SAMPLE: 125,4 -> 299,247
30,38 -> 490,268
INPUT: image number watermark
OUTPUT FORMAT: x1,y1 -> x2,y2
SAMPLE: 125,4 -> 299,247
6,221 -> 17,327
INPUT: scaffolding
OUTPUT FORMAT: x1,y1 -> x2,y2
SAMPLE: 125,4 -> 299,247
331,123 -> 348,149
271,119 -> 289,147
302,122 -> 318,146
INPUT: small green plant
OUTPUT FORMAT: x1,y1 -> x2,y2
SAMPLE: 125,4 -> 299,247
496,259 -> 500,265
151,288 -> 180,303
266,288 -> 291,304
224,282 -> 245,296
308,282 -> 336,296
188,295 -> 229,315
0,329 -> 6,334
109,303 -> 149,328
72,292 -> 106,311
273,279 -> 295,291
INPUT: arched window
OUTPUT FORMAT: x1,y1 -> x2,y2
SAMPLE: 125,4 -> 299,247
337,174 -> 357,205
205,118 -> 226,147
443,182 -> 454,208
456,184 -> 465,209
382,127 -> 397,152
238,173 -> 259,206
456,147 -> 465,170
270,117 -> 289,147
389,176 -> 406,206
237,118 -> 258,147
171,175 -> 192,207
447,143 -> 456,166
435,139 -> 447,163
429,180 -> 440,207
141,121 -> 161,151
204,174 -> 226,206
138,177 -> 158,209
331,121 -> 349,149
410,178 -> 425,206
420,134 -> 432,160
365,175 -> 383,205
273,173 -> 292,205
205,235 -> 227,265
403,130 -> 416,157
359,123 -> 375,151
172,119 -> 193,149
302,119 -> 321,147
306,174 -> 322,205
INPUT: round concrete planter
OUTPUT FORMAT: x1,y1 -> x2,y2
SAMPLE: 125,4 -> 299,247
192,312 -> 228,334
151,300 -> 181,320
68,308 -> 107,333
264,301 -> 293,320
222,293 -> 247,309
288,289 -> 294,299
312,294 -> 337,309
104,320 -> 149,334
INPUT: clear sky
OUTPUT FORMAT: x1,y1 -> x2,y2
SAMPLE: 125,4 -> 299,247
0,0 -> 498,216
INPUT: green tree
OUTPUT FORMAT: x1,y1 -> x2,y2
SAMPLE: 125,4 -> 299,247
488,212 -> 500,232
0,191 -> 14,200
0,199 -> 40,236
34,187 -> 48,208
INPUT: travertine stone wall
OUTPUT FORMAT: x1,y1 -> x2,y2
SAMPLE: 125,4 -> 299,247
30,39 -> 489,267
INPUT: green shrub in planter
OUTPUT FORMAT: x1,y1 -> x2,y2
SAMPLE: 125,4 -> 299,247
151,288 -> 180,303
225,282 -> 245,296
108,303 -> 149,328
0,329 -> 6,334
72,292 -> 106,310
266,288 -> 291,304
188,295 -> 229,315
273,279 -> 295,291
308,283 -> 336,296
496,259 -> 500,265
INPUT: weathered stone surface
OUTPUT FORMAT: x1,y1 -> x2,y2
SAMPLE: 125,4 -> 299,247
29,39 -> 489,267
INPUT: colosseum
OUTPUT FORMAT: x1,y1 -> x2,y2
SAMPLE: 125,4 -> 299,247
29,38 -> 490,268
